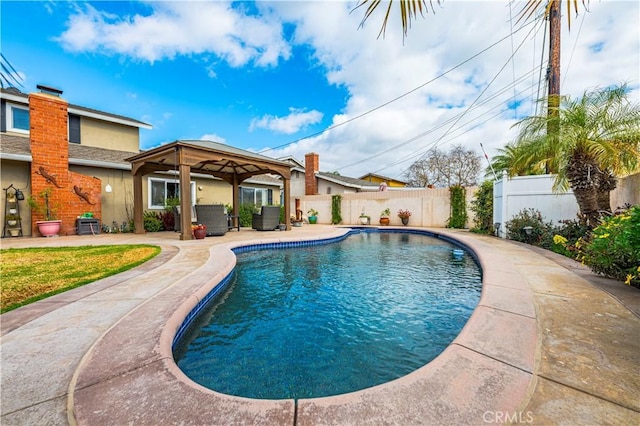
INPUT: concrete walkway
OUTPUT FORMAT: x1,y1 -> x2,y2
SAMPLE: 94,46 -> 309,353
1,226 -> 638,425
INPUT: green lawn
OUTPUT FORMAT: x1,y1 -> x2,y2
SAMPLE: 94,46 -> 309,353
0,245 -> 161,313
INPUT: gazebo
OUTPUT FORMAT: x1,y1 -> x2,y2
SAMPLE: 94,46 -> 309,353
126,140 -> 292,240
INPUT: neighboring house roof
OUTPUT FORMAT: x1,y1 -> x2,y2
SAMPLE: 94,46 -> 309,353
245,174 -> 283,188
1,133 -> 135,170
278,155 -> 305,172
1,87 -> 152,129
359,172 -> 408,185
317,171 -> 379,190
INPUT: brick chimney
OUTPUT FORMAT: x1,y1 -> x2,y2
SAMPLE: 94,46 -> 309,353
305,152 -> 319,195
29,85 -> 102,235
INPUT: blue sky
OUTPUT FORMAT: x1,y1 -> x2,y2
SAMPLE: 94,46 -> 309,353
2,1 -> 639,179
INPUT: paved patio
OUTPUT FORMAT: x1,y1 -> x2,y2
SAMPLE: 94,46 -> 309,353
1,226 -> 638,425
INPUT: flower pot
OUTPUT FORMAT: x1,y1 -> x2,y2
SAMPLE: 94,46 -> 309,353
360,217 -> 369,225
379,217 -> 390,226
8,228 -> 20,237
7,220 -> 17,226
9,208 -> 17,215
308,215 -> 317,224
36,220 -> 62,237
193,228 -> 207,239
401,217 -> 409,226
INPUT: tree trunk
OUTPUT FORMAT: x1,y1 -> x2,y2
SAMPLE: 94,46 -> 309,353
566,150 -> 600,225
596,169 -> 617,214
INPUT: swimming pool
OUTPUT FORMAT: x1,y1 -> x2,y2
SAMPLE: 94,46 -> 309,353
173,230 -> 482,400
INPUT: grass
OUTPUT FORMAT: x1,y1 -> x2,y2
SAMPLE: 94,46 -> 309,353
0,244 -> 161,313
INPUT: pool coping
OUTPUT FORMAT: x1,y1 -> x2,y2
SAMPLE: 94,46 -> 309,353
69,227 -> 538,425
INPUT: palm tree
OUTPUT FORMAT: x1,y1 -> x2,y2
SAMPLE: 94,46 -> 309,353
355,0 -> 587,39
488,142 -> 548,179
508,85 -> 640,223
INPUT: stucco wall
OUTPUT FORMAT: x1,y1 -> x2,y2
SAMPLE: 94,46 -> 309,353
1,160 -> 32,236
293,187 -> 477,227
80,117 -> 140,152
611,172 -> 640,209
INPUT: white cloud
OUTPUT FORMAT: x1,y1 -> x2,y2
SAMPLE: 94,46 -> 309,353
250,108 -> 324,134
266,1 -> 639,179
200,133 -> 226,144
56,2 -> 291,67
54,1 -> 638,180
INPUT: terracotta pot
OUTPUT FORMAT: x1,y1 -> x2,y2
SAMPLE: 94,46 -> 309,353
379,217 -> 390,226
36,220 -> 62,237
193,228 -> 207,239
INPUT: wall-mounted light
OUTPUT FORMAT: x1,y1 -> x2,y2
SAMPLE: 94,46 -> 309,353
105,184 -> 113,193
198,185 -> 203,191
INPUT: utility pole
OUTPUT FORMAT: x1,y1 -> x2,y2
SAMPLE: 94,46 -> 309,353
546,0 -> 561,172
548,0 -> 561,101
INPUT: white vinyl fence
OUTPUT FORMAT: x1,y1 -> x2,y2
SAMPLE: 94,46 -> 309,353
493,172 -> 579,238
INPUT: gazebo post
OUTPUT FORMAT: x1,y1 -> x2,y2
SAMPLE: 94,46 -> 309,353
178,161 -> 193,240
133,173 -> 144,234
232,174 -> 239,226
284,177 -> 291,230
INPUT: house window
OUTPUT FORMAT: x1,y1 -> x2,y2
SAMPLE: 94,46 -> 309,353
7,104 -> 29,133
148,178 -> 195,209
240,187 -> 273,207
69,114 -> 81,144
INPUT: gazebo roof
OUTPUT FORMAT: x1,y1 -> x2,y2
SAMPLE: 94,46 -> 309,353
126,139 -> 293,239
125,139 -> 291,182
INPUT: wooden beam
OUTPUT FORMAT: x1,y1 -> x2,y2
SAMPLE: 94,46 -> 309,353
283,176 -> 291,230
178,148 -> 193,240
133,173 -> 144,234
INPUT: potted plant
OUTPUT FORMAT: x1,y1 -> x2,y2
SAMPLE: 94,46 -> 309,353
379,207 -> 391,226
398,209 -> 412,226
307,208 -> 318,224
6,213 -> 20,227
192,224 -> 207,239
28,188 -> 62,237
359,209 -> 370,225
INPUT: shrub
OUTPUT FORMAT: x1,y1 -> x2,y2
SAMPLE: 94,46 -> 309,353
143,211 -> 163,232
159,211 -> 175,231
550,215 -> 590,258
331,195 -> 342,224
505,208 -> 554,249
239,204 -> 257,227
470,180 -> 493,234
578,206 -> 640,288
447,185 -> 467,229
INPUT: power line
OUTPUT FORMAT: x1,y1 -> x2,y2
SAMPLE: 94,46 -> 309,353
335,70 -> 542,173
403,17 -> 542,167
258,18 -> 538,154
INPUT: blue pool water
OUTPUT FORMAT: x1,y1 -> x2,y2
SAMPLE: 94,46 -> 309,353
173,231 -> 482,400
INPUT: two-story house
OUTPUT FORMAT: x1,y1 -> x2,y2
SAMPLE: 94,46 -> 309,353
1,85 -> 282,237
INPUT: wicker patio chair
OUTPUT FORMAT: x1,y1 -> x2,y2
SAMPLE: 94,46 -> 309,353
173,205 -> 197,232
194,204 -> 228,236
252,205 -> 281,231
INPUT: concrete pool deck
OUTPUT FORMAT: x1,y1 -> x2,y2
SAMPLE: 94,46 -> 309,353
1,226 -> 638,425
